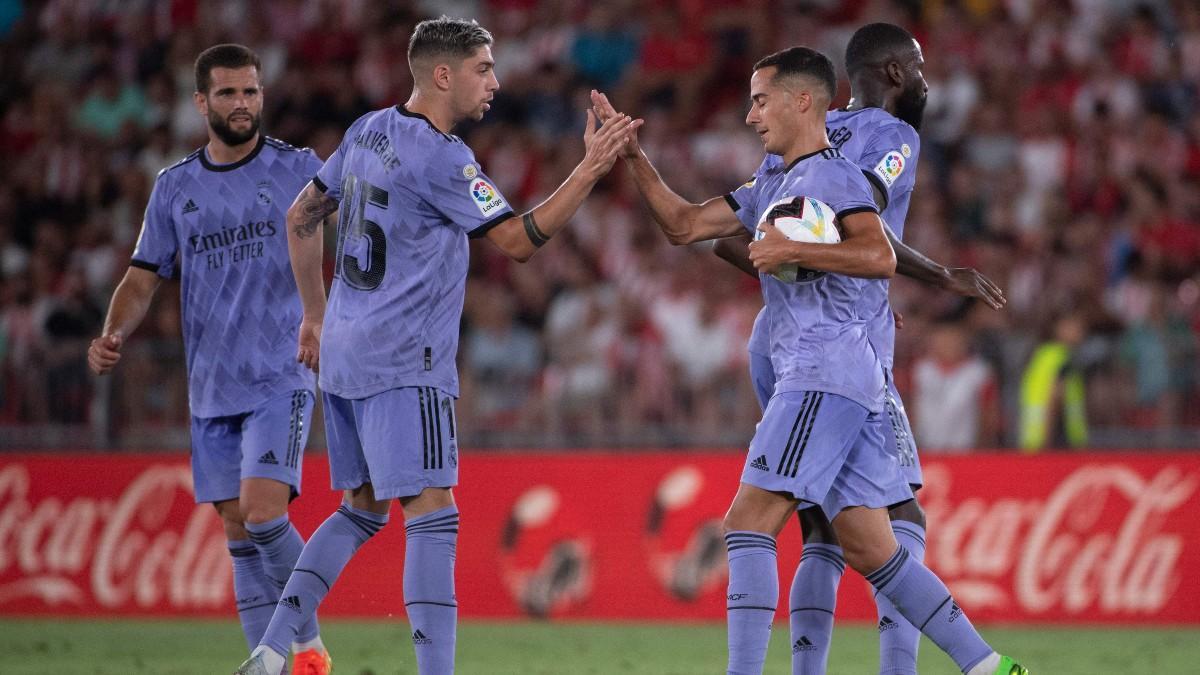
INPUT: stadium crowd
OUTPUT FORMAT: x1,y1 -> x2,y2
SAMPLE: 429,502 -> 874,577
1,0 -> 1198,449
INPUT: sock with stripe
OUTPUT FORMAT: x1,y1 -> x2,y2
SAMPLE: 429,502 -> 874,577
875,521 -> 926,675
788,542 -> 843,675
725,530 -> 778,675
228,539 -> 277,650
866,545 -> 992,673
404,505 -> 459,675
258,504 -> 388,661
245,514 -> 321,645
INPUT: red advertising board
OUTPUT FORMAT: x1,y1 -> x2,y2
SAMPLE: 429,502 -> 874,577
1,451 -> 1197,624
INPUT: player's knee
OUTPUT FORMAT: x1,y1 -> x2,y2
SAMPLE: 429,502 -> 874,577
212,501 -> 248,540
239,497 -> 287,525
839,538 -> 894,575
888,497 -> 925,529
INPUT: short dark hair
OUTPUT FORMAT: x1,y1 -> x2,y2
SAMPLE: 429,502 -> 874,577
408,16 -> 493,69
194,44 -> 261,94
844,23 -> 917,77
753,47 -> 837,102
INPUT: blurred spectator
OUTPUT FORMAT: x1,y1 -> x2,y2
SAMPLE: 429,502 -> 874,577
912,323 -> 999,452
1019,314 -> 1090,453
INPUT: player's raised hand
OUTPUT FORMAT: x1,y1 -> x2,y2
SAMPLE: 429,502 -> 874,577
87,331 -> 124,375
748,222 -> 793,275
943,267 -> 1006,310
297,319 -> 322,373
579,108 -> 643,181
590,89 -> 640,159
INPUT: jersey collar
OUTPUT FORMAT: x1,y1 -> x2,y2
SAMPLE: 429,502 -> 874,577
784,146 -> 831,172
396,105 -> 457,142
199,134 -> 264,172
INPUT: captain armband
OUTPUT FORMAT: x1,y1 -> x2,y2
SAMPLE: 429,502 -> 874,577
523,212 -> 550,248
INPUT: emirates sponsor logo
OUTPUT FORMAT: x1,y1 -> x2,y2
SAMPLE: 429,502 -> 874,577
0,464 -> 230,609
921,463 -> 1196,617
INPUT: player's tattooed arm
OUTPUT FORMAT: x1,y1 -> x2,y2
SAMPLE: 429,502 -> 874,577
289,182 -> 338,240
885,225 -> 1006,310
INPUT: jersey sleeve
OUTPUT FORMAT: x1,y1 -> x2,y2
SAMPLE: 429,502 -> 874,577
301,148 -> 325,182
820,159 -> 880,220
130,171 -> 178,278
724,155 -> 773,231
313,136 -> 349,201
427,144 -> 515,238
857,122 -> 920,210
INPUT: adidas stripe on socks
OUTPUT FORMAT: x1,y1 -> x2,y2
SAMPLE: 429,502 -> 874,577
789,543 -> 843,674
726,531 -> 778,675
246,514 -> 321,644
258,504 -> 388,660
405,506 -> 460,675
866,546 -> 992,673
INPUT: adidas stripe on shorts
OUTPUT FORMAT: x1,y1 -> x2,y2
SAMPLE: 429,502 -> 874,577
322,386 -> 458,500
740,390 -> 912,518
190,389 -> 314,504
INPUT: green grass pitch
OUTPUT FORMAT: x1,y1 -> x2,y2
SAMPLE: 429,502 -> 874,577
1,619 -> 1196,674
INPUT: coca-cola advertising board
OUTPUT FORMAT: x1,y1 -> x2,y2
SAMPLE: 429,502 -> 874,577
1,452 -> 1196,623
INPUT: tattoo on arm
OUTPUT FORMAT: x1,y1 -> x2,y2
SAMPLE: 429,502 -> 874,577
523,212 -> 550,248
292,185 -> 338,240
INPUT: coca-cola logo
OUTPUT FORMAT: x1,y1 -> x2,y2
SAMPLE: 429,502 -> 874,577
0,464 -> 230,610
922,463 -> 1196,616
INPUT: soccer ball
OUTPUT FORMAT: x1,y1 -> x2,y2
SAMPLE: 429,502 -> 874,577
754,195 -> 841,283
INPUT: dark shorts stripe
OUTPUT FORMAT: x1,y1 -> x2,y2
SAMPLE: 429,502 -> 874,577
775,392 -> 814,475
418,388 -> 430,470
431,388 -> 444,469
786,393 -> 824,478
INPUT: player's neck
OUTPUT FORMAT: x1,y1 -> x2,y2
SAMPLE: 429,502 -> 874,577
780,123 -> 832,166
404,93 -> 455,134
206,133 -> 259,165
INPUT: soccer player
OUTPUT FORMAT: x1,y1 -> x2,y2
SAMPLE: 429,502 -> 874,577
234,17 -> 639,675
713,23 -> 1006,674
592,46 -> 1027,675
87,44 -> 332,674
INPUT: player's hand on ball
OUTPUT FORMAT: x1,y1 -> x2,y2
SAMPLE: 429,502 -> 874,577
297,320 -> 322,373
748,222 -> 793,275
580,108 -> 643,181
590,90 -> 641,159
944,267 -> 1006,310
87,331 -> 123,375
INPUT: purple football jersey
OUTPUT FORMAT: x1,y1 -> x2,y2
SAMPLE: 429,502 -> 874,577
826,107 -> 921,371
313,106 -> 514,399
131,136 -> 321,417
726,147 -> 885,411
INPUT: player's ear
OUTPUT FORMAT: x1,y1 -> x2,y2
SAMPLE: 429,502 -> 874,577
193,90 -> 207,115
433,63 -> 453,92
886,60 -> 904,88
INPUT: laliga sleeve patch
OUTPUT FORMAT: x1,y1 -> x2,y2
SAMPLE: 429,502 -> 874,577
470,178 -> 507,216
873,151 -> 905,188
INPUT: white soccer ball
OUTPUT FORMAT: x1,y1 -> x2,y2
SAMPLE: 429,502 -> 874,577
754,195 -> 841,283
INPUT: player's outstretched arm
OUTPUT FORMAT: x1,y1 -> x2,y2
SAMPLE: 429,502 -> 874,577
887,225 -> 1006,309
749,210 -> 896,279
590,90 -> 743,245
713,233 -> 758,278
286,181 -> 338,371
484,110 -> 641,262
88,266 -> 161,375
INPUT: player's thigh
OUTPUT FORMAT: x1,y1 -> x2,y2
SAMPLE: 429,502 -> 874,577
741,390 -> 868,507
357,386 -> 459,502
190,414 -> 246,504
822,410 -> 913,531
884,378 -> 923,490
748,350 -> 775,412
239,390 -> 315,502
829,504 -> 897,573
323,390 -> 372,493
